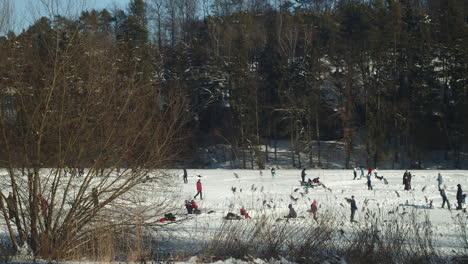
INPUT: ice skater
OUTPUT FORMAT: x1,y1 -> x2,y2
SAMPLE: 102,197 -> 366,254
437,173 -> 443,190
350,195 -> 357,222
367,173 -> 373,190
183,168 -> 188,183
456,184 -> 463,210
439,185 -> 450,209
310,200 -> 318,220
194,178 -> 203,200
301,168 -> 307,184
271,168 -> 276,177
353,167 -> 357,180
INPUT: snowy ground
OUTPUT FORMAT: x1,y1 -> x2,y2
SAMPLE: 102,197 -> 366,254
1,169 -> 467,263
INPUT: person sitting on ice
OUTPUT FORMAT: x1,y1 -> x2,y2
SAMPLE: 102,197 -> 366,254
285,204 -> 297,219
191,200 -> 201,214
225,212 -> 241,220
312,177 -> 321,184
240,206 -> 251,219
185,200 -> 193,214
158,213 -> 176,222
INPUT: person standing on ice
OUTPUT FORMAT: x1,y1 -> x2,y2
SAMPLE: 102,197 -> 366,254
406,172 -> 412,190
360,167 -> 364,179
310,200 -> 318,220
271,168 -> 276,177
353,168 -> 357,180
456,184 -> 463,210
367,173 -> 373,190
350,196 -> 358,222
403,171 -> 410,191
6,192 -> 17,220
183,168 -> 188,183
437,173 -> 443,190
194,178 -> 203,200
439,185 -> 450,209
367,167 -> 373,177
301,168 -> 307,183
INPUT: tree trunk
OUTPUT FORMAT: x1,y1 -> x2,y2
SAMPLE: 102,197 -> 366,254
274,139 -> 277,161
315,111 -> 321,167
30,168 -> 40,253
0,192 -> 19,251
291,118 -> 295,167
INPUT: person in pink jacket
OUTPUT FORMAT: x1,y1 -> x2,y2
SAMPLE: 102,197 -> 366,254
311,200 -> 318,220
194,178 -> 203,200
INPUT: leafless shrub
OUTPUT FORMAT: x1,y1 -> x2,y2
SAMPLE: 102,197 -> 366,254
343,207 -> 441,264
454,213 -> 468,256
286,210 -> 337,263
201,206 -> 445,264
205,215 -> 294,261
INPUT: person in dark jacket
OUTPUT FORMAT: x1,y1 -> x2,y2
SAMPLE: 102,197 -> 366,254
403,170 -> 408,186
183,168 -> 188,183
301,168 -> 307,184
367,173 -> 373,190
456,184 -> 463,210
92,187 -> 99,208
406,172 -> 412,190
440,185 -> 450,209
6,192 -> 17,220
185,200 -> 193,214
286,204 -> 297,218
350,195 -> 357,222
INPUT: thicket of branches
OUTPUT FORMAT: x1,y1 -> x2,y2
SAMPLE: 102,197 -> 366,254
0,0 -> 191,259
146,0 -> 466,169
2,1 -> 468,169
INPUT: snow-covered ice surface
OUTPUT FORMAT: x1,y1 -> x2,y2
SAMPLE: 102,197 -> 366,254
1,169 -> 467,263
153,169 -> 468,261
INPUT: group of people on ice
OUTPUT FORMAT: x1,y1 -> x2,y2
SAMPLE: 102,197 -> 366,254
437,173 -> 465,210
170,168 -> 465,226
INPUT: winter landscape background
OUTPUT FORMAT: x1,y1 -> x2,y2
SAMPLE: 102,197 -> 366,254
0,0 -> 467,263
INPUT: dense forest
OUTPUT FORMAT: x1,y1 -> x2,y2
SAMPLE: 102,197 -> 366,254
0,0 -> 467,169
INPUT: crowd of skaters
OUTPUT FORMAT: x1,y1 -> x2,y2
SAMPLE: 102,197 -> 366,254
179,167 -> 466,224
5,167 -> 463,226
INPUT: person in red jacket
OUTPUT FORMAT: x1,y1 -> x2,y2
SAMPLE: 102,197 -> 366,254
310,200 -> 318,220
191,200 -> 201,214
240,206 -> 251,219
38,194 -> 48,216
194,178 -> 203,200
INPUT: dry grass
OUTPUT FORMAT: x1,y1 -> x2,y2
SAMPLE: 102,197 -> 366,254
201,207 -> 448,264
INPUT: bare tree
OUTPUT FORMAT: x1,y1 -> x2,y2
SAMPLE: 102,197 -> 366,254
0,4 -> 190,259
